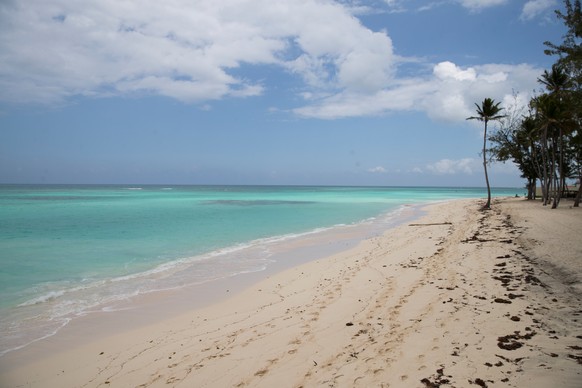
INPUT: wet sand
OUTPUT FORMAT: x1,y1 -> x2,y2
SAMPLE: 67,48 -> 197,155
1,197 -> 581,387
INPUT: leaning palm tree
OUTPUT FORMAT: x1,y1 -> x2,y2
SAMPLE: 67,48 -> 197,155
467,98 -> 505,209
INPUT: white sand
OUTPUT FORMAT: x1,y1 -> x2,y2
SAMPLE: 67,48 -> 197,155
1,197 -> 581,387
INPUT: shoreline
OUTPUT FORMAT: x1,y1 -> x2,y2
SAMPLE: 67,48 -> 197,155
0,202 -> 423,360
1,197 -> 581,386
0,202 -> 424,363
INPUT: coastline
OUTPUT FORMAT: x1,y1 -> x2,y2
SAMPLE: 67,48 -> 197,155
0,201 -> 423,360
1,197 -> 581,387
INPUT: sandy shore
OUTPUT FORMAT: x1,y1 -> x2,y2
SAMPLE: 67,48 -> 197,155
1,197 -> 581,387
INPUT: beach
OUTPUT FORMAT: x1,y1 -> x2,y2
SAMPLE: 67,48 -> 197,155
1,197 -> 581,387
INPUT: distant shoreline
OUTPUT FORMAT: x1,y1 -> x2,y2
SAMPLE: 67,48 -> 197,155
0,183 -> 524,189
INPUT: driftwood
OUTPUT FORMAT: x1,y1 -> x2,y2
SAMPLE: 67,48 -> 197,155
408,222 -> 452,226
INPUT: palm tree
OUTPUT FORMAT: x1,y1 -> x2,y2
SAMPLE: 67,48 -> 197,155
536,65 -> 576,207
467,98 -> 505,209
538,64 -> 572,95
533,93 -> 576,207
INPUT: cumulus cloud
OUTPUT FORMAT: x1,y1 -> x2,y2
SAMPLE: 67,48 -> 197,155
433,61 -> 476,81
520,0 -> 557,21
295,61 -> 540,121
426,158 -> 477,174
0,0 -> 394,104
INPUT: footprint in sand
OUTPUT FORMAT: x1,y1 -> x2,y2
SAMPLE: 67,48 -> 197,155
254,369 -> 269,377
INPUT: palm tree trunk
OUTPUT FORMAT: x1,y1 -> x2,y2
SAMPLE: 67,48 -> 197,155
574,173 -> 582,207
551,135 -> 559,208
527,178 -> 535,200
530,142 -> 544,201
541,128 -> 550,206
555,128 -> 564,208
483,119 -> 491,209
575,159 -> 582,207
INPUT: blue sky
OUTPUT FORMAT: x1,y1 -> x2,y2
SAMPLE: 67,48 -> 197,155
0,0 -> 567,187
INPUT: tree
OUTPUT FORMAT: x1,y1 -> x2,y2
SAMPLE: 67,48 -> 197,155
545,0 -> 582,206
467,98 -> 505,209
489,1 -> 582,208
489,96 -> 539,200
544,0 -> 582,87
532,94 -> 561,206
535,64 -> 577,207
538,64 -> 573,95
571,129 -> 582,206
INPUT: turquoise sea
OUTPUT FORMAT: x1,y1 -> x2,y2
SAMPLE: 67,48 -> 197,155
0,185 -> 521,356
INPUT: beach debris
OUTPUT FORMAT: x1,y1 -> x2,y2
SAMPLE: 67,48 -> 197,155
420,367 -> 451,387
461,234 -> 494,243
507,293 -> 524,299
497,331 -> 537,350
470,377 -> 488,387
567,345 -> 582,364
408,222 -> 452,226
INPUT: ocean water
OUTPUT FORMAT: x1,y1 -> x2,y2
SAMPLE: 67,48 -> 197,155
0,185 -> 521,356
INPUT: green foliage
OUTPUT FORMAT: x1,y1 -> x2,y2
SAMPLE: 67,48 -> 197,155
467,98 -> 505,123
544,0 -> 582,81
538,64 -> 573,93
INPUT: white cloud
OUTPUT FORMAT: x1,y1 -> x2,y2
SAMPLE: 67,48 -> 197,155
426,158 -> 478,174
520,0 -> 557,21
457,0 -> 508,11
382,0 -> 407,13
0,0 -> 395,104
489,161 -> 520,175
334,0 -> 384,15
434,61 -> 476,81
368,166 -> 387,173
295,61 -> 541,122
380,0 -> 507,13
0,0 -> 545,125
